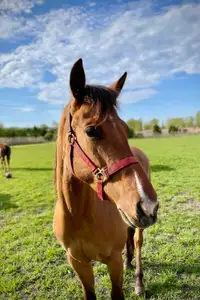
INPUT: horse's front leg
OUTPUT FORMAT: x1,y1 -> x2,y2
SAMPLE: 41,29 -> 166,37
125,226 -> 135,269
67,252 -> 96,300
1,157 -> 6,173
107,251 -> 124,300
134,228 -> 145,296
6,155 -> 10,172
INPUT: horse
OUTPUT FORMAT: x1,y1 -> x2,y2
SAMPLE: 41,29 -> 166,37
53,58 -> 159,299
0,144 -> 11,173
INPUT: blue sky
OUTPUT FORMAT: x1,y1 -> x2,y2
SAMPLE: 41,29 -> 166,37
0,0 -> 200,127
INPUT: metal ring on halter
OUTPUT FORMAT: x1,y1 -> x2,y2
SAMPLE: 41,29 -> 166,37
68,132 -> 76,145
93,167 -> 109,183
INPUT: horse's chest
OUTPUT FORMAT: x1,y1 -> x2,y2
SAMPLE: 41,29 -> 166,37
81,241 -> 113,262
76,221 -> 127,262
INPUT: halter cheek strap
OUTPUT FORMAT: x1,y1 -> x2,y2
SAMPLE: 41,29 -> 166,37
68,110 -> 138,201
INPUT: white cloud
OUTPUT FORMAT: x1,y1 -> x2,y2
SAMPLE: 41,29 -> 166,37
0,14 -> 45,39
0,15 -> 23,39
14,106 -> 35,112
88,2 -> 96,7
0,0 -> 44,14
0,1 -> 200,105
119,89 -> 158,104
38,79 -> 70,105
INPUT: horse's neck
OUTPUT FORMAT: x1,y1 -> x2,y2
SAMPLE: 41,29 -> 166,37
55,103 -> 95,223
56,157 -> 95,222
64,175 -> 95,218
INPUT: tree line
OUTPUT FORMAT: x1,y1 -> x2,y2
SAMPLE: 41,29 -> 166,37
0,122 -> 58,141
126,111 -> 200,137
1,111 -> 200,140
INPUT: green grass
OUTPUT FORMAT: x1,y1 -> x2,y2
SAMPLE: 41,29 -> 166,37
1,136 -> 200,299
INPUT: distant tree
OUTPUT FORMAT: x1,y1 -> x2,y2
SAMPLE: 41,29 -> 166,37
32,126 -> 40,137
184,116 -> 194,128
143,119 -> 160,130
7,127 -> 17,137
0,127 -> 5,137
39,124 -> 48,137
17,128 -> 27,137
127,119 -> 143,132
0,123 -> 4,137
26,128 -> 32,136
0,124 -> 58,138
167,118 -> 185,129
168,125 -> 179,134
143,122 -> 151,130
150,118 -> 159,128
44,131 -> 54,141
195,111 -> 200,127
153,124 -> 162,134
128,127 -> 134,138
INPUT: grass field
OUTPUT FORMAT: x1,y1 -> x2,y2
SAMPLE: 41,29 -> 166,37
1,135 -> 200,300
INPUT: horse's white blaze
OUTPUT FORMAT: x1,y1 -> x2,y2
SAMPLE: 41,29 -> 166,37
134,172 -> 157,216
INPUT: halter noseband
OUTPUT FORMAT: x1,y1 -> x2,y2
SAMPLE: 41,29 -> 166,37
67,108 -> 138,201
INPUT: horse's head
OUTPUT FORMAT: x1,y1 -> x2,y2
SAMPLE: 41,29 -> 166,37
63,58 -> 159,229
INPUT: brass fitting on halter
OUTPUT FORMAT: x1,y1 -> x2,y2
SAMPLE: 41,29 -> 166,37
93,167 -> 109,183
68,132 -> 76,145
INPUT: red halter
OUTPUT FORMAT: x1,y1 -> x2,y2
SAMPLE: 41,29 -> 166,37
68,109 -> 138,201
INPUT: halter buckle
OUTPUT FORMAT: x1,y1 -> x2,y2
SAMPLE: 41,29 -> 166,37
93,167 -> 109,183
68,132 -> 76,145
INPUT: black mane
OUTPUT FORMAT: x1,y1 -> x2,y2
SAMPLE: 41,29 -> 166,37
83,85 -> 119,117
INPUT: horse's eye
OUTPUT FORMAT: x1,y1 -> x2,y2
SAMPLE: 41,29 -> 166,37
85,126 -> 102,139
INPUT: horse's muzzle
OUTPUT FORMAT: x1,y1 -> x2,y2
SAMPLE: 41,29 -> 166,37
136,202 -> 158,228
137,214 -> 157,228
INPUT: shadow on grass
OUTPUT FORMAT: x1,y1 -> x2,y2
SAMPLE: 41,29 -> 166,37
11,167 -> 53,171
144,261 -> 200,298
151,164 -> 175,172
0,193 -> 18,210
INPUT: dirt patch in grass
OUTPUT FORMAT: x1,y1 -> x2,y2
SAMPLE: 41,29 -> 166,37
182,198 -> 200,211
171,192 -> 200,215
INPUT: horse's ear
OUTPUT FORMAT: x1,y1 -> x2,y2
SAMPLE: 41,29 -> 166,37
70,58 -> 86,103
108,72 -> 127,93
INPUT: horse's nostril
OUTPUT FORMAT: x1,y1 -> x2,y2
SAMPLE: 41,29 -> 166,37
136,202 -> 145,217
137,201 -> 159,219
150,214 -> 157,221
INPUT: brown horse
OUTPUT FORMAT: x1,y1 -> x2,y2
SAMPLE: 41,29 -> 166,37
0,144 -> 11,173
53,59 -> 159,299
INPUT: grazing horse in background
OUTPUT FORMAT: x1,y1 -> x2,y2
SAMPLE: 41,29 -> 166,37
53,58 -> 159,299
0,144 -> 11,173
